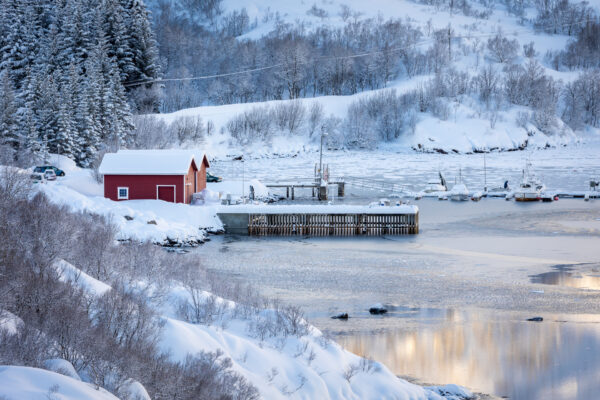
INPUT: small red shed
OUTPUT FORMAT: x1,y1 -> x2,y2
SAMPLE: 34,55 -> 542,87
98,150 -> 210,204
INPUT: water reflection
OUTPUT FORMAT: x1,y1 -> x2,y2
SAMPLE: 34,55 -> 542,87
530,264 -> 600,291
337,310 -> 600,400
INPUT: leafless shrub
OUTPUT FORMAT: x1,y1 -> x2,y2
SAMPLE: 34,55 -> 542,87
307,4 -> 328,19
359,356 -> 380,373
523,41 -> 537,58
130,115 -> 171,149
343,363 -> 360,382
307,102 -> 324,137
171,116 -> 206,144
227,106 -> 272,144
272,101 -> 306,134
487,30 -> 519,63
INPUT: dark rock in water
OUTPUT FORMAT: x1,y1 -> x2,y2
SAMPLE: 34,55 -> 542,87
369,304 -> 388,315
147,220 -> 157,225
331,313 -> 349,320
124,215 -> 134,221
527,317 -> 543,322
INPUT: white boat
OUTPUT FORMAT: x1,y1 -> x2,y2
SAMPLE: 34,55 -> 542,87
450,183 -> 469,201
486,180 -> 510,197
514,161 -> 545,202
449,169 -> 469,201
423,172 -> 447,193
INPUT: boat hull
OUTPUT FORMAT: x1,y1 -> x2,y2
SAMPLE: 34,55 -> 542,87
450,194 -> 469,201
514,193 -> 540,202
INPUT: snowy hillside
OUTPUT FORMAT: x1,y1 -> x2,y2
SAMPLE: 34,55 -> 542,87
144,0 -> 599,155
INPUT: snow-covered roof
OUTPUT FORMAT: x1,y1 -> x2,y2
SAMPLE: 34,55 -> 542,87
98,150 -> 208,175
217,204 -> 419,215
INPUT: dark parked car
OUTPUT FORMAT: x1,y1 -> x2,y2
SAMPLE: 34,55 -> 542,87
206,172 -> 222,183
33,165 -> 65,176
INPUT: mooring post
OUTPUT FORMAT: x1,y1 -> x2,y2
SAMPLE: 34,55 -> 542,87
319,185 -> 327,201
291,186 -> 295,200
286,187 -> 289,198
337,182 -> 345,197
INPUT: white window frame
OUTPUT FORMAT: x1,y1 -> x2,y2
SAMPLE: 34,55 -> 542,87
156,185 -> 176,202
117,187 -> 129,200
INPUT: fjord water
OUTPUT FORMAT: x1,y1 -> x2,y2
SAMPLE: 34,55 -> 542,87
201,199 -> 600,399
204,144 -> 600,399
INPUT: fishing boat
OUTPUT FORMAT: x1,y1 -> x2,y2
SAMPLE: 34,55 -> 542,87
514,161 -> 545,202
423,172 -> 447,193
449,169 -> 469,201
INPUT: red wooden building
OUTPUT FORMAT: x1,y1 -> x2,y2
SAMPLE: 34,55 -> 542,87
98,150 -> 210,204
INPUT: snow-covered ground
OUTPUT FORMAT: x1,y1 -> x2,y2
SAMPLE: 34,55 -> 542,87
0,259 -> 473,400
0,365 -> 119,400
34,156 -> 222,245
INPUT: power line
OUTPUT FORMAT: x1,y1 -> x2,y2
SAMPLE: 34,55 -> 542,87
123,16 -> 598,88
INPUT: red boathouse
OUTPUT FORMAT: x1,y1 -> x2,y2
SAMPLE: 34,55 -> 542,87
98,150 -> 210,204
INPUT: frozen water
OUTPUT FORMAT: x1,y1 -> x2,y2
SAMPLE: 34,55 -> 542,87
197,196 -> 600,399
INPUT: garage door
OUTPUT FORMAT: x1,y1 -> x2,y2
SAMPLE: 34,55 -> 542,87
157,185 -> 175,202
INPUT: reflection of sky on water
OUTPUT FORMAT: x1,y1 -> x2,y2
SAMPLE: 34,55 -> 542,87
530,264 -> 600,291
337,311 -> 600,400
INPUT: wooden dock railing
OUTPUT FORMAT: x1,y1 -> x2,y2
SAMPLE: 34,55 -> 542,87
247,212 -> 418,236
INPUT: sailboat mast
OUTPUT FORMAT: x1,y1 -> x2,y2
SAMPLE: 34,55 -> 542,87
484,153 -> 487,192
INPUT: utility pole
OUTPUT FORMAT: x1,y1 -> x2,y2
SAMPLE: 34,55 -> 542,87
319,128 -> 328,181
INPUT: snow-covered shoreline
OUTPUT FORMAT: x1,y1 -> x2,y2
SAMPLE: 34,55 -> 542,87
1,258 -> 474,400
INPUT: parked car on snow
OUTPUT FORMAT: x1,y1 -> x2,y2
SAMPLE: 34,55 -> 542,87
207,172 -> 222,182
30,173 -> 46,184
33,165 -> 65,176
44,169 -> 57,181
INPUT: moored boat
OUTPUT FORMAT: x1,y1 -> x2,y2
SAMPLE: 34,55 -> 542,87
449,168 -> 469,201
514,161 -> 544,202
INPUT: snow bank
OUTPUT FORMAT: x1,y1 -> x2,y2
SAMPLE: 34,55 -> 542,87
0,366 -> 119,400
407,104 -> 577,154
54,259 -> 112,296
34,163 -> 222,245
161,316 -> 431,400
43,359 -> 81,381
160,288 -> 469,400
218,203 -> 419,214
208,179 -> 269,198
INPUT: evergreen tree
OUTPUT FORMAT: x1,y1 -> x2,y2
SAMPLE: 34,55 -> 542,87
122,0 -> 161,111
0,1 -> 34,89
0,70 -> 18,148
